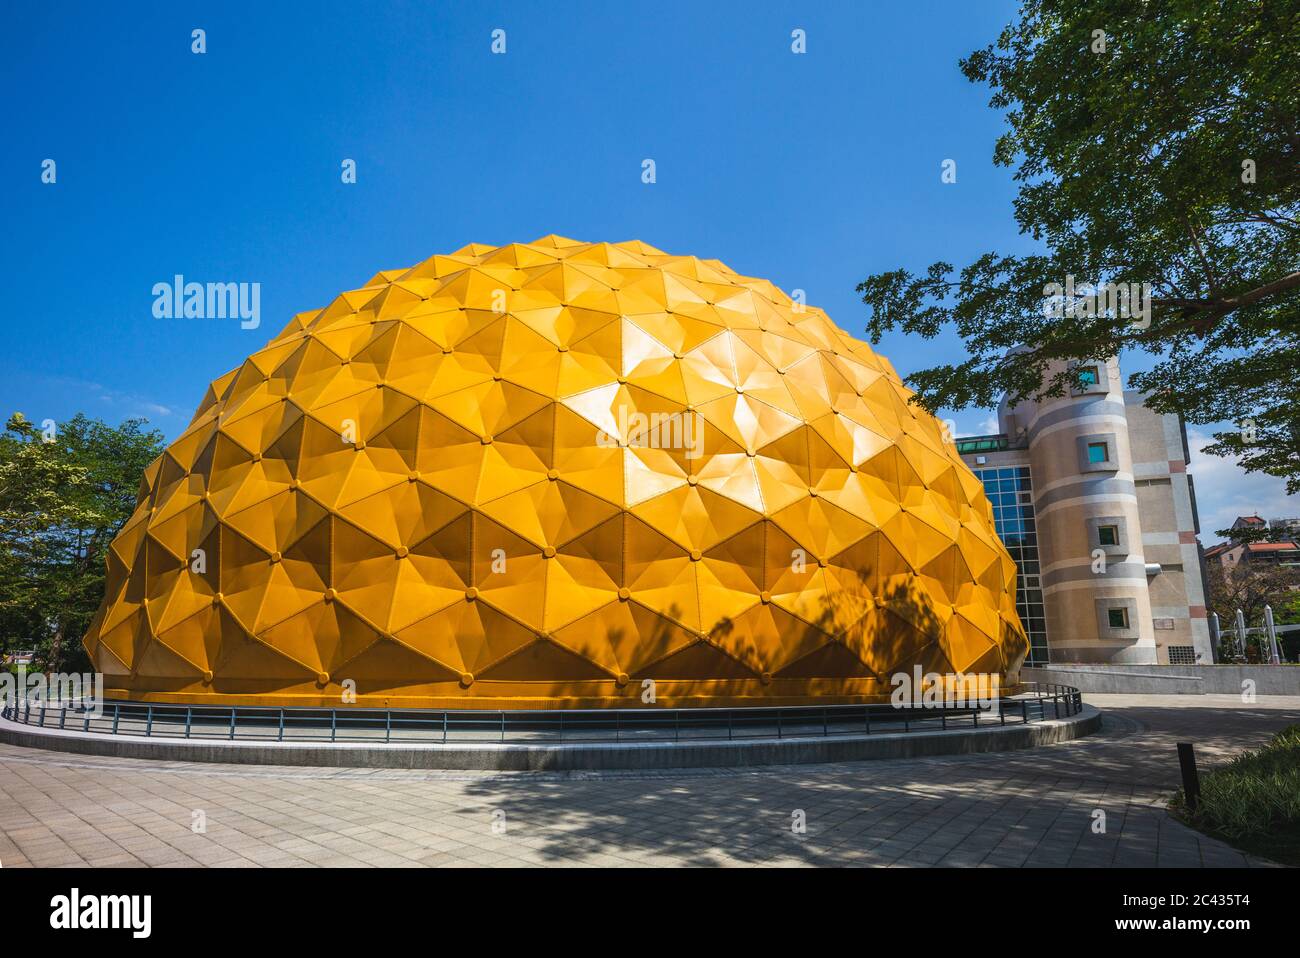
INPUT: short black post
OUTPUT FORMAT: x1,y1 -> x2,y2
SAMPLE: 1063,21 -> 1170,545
1177,742 -> 1201,811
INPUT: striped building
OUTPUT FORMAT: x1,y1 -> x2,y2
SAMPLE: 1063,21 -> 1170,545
956,357 -> 1212,666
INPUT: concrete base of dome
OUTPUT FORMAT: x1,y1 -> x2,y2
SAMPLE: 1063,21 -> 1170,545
0,705 -> 1100,771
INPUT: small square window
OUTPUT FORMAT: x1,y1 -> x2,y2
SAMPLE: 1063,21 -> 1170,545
1087,442 -> 1110,464
1107,607 -> 1129,629
1098,524 -> 1119,546
1077,366 -> 1100,387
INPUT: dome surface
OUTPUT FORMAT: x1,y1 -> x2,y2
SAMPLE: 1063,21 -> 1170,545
85,236 -> 1027,707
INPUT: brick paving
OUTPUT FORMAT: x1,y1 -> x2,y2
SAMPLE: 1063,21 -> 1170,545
1,693 -> 1296,868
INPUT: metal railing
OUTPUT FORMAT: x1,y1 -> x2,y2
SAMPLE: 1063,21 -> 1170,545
0,684 -> 1082,746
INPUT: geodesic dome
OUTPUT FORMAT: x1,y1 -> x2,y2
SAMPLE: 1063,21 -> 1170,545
85,236 -> 1027,708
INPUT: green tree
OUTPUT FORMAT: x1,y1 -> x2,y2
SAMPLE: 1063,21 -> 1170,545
1205,559 -> 1298,625
858,0 -> 1300,487
1203,559 -> 1300,660
0,412 -> 164,672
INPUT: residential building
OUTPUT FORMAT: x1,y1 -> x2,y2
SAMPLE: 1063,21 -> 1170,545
1205,540 -> 1300,569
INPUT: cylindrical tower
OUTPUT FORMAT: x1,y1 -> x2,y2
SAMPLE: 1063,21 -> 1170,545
1026,357 -> 1157,664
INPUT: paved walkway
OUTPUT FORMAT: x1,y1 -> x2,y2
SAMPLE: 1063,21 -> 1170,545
1,694 -> 1296,867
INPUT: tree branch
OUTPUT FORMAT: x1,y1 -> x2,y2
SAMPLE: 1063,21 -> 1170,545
1153,270 -> 1300,314
1183,214 -> 1220,297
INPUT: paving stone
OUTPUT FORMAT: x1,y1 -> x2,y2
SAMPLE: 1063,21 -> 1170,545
0,693 -> 1295,868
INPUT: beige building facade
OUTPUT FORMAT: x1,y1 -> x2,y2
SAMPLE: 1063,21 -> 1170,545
956,357 -> 1212,665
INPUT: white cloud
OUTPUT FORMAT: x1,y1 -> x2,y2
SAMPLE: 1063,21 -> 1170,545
1186,428 -> 1300,543
949,409 -> 1001,438
42,375 -> 176,420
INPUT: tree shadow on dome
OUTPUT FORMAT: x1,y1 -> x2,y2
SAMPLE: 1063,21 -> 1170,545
806,570 -> 953,678
699,566 -> 957,682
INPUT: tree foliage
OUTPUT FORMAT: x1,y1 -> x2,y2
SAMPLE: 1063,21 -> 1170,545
1204,560 -> 1300,626
859,0 -> 1300,487
1203,557 -> 1300,661
0,412 -> 164,672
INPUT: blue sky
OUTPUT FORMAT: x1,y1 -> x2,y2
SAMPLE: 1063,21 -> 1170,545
1,0 -> 1292,537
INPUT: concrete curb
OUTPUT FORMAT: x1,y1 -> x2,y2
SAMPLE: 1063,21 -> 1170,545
0,706 -> 1102,771
1024,664 -> 1300,696
1024,666 -> 1205,695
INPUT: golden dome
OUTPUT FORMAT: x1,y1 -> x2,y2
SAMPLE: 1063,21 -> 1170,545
85,236 -> 1027,708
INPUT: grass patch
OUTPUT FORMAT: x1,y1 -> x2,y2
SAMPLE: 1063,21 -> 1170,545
1169,724 -> 1300,865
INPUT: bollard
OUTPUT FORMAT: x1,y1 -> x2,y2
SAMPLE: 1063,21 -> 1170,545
1177,742 -> 1201,811
1264,605 -> 1282,665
